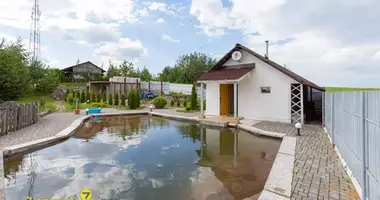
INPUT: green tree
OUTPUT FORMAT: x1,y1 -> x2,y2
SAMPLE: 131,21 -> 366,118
114,93 -> 119,105
119,60 -> 135,77
37,68 -> 60,93
86,91 -> 90,102
103,92 -> 107,102
80,90 -> 85,103
158,52 -> 217,84
128,90 -> 137,109
106,61 -> 121,78
91,91 -> 96,102
0,38 -> 30,102
190,83 -> 197,110
108,93 -> 113,105
135,90 -> 141,108
97,92 -> 102,102
121,94 -> 126,106
139,66 -> 152,81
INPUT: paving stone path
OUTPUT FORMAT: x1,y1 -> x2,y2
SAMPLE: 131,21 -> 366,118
253,121 -> 360,200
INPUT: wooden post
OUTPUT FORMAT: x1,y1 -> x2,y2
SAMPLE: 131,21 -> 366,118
148,81 -> 151,92
119,82 -> 122,97
113,82 -> 116,97
124,78 -> 127,96
161,81 -> 163,95
1,110 -> 6,135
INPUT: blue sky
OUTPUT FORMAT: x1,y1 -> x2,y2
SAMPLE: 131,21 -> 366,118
1,0 -> 380,87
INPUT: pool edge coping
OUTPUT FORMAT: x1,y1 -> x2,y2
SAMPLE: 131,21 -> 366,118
0,111 -> 295,200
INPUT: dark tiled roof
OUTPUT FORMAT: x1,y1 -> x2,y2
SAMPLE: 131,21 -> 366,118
61,61 -> 106,73
198,63 -> 255,81
200,43 -> 325,91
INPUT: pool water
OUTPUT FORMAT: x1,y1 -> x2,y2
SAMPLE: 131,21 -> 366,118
4,115 -> 281,200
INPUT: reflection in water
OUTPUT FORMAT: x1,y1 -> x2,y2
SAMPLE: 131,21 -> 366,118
4,115 -> 281,200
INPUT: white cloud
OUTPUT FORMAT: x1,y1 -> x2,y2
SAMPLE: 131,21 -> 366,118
137,8 -> 149,17
190,0 -> 380,87
94,38 -> 148,69
149,2 -> 167,12
156,18 -> 165,23
161,34 -> 180,43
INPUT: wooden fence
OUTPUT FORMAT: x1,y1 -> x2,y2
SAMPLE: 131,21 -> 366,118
0,102 -> 39,135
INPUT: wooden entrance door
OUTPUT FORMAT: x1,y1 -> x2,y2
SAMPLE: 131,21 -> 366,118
220,84 -> 229,115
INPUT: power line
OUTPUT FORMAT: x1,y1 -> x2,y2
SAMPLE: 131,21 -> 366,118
29,0 -> 41,62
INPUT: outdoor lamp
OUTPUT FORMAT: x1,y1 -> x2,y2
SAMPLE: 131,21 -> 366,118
149,104 -> 153,112
295,122 -> 302,136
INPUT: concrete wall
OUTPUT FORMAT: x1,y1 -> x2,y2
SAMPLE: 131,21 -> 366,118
206,49 -> 298,122
205,82 -> 220,115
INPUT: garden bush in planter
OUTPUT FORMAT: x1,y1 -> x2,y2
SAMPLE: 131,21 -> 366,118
152,96 -> 167,109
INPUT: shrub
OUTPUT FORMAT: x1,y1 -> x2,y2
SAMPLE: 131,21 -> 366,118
108,93 -> 113,105
190,83 -> 197,110
91,91 -> 96,102
39,99 -> 46,110
80,90 -> 85,103
183,101 -> 187,108
203,99 -> 206,110
121,94 -> 126,106
114,93 -> 119,105
135,90 -> 141,108
92,102 -> 106,108
185,105 -> 191,111
66,92 -> 73,103
103,92 -> 107,102
97,92 -> 102,103
177,101 -> 181,107
128,90 -> 135,109
86,91 -> 90,102
170,100 -> 175,107
152,96 -> 167,109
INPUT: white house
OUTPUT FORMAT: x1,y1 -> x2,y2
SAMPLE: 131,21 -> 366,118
197,43 -> 324,124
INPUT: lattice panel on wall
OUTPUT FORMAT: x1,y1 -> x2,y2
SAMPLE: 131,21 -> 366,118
291,83 -> 304,124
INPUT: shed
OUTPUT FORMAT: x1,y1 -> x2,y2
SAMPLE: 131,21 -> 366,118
197,43 -> 324,124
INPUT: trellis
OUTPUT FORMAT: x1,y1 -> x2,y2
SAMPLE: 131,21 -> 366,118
291,83 -> 304,124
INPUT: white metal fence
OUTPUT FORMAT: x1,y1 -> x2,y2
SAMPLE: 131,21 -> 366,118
323,91 -> 380,200
140,81 -> 206,98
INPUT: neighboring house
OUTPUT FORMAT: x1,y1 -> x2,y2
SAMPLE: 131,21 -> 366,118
61,61 -> 106,82
198,43 -> 325,124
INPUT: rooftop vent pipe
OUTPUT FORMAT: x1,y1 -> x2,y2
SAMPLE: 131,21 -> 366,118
265,40 -> 269,58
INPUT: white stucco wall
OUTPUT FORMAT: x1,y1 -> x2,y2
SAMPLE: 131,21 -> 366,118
227,49 -> 298,123
205,82 -> 220,116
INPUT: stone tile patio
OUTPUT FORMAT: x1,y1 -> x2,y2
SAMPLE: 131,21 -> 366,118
252,121 -> 360,200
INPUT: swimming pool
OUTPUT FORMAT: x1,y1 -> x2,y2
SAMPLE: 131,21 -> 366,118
4,115 -> 281,200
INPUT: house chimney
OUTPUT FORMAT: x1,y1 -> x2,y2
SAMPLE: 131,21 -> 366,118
265,40 -> 269,58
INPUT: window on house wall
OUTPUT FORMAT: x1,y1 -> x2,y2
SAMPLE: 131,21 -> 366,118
261,87 -> 271,93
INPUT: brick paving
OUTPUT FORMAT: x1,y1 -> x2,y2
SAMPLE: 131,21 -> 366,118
252,121 -> 360,200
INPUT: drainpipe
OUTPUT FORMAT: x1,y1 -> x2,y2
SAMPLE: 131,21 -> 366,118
265,40 -> 269,58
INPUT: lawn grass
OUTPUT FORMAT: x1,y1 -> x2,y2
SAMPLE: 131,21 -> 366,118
325,87 -> 380,92
17,95 -> 57,112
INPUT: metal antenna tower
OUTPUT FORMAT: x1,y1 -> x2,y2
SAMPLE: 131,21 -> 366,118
29,0 -> 41,62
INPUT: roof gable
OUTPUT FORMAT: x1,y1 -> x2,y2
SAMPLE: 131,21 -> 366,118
204,43 -> 325,91
61,61 -> 106,73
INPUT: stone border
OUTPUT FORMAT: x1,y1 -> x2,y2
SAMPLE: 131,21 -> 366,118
0,111 -> 295,200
